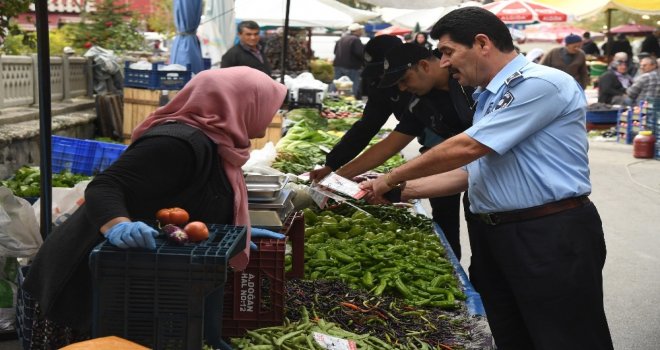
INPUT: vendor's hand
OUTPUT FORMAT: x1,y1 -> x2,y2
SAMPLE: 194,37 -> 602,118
309,166 -> 332,183
250,227 -> 286,250
359,175 -> 392,203
104,221 -> 159,250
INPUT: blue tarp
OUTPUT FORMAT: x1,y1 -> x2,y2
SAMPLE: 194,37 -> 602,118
171,0 -> 204,74
414,202 -> 486,317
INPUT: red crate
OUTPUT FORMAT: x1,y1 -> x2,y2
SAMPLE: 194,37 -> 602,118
284,211 -> 305,279
221,211 -> 304,337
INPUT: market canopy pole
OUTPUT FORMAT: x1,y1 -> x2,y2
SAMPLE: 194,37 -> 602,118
281,0 -> 291,84
605,8 -> 613,60
35,0 -> 53,239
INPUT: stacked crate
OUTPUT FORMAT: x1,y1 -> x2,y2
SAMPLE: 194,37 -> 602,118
250,112 -> 284,150
616,103 -> 646,145
644,98 -> 660,159
122,62 -> 191,143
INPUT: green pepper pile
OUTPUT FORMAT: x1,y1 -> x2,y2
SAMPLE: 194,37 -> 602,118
302,205 -> 465,309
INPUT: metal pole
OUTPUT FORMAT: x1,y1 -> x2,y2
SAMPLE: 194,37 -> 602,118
606,9 -> 613,62
35,0 -> 53,239
280,0 -> 291,84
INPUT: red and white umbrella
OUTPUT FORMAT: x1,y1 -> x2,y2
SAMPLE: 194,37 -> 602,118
524,24 -> 604,43
376,25 -> 413,37
482,0 -> 568,25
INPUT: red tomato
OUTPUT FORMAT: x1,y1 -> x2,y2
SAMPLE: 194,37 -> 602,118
184,221 -> 209,242
156,207 -> 190,226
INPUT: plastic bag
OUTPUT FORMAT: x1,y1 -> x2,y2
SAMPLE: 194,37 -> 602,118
244,142 -> 278,170
32,180 -> 89,227
333,76 -> 353,90
0,187 -> 42,258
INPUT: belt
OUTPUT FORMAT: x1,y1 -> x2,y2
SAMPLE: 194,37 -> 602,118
472,196 -> 591,226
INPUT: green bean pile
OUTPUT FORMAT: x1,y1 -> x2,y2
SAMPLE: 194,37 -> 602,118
286,279 -> 474,350
231,307 -> 442,350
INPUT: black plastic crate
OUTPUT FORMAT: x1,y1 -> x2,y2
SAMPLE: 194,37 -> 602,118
16,266 -> 33,350
16,266 -> 90,349
90,224 -> 247,350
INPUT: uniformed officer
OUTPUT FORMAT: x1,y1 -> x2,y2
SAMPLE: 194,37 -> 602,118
309,35 -> 412,181
361,7 -> 614,350
313,43 -> 475,261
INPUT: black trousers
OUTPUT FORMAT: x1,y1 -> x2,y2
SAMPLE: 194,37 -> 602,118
429,193 -> 462,260
466,202 -> 614,350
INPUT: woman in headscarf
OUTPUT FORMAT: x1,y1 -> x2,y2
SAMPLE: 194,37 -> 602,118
22,67 -> 288,347
598,59 -> 633,104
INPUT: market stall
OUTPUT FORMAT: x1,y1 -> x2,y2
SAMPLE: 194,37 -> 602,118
8,1 -> 492,348
5,87 -> 494,349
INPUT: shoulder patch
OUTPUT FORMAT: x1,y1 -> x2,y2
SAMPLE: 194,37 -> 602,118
493,91 -> 514,111
504,71 -> 523,86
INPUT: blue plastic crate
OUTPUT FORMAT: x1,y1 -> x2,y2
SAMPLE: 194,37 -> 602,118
52,136 -> 127,175
90,224 -> 247,350
93,142 -> 128,174
124,61 -> 191,90
586,109 -> 620,124
52,136 -> 98,175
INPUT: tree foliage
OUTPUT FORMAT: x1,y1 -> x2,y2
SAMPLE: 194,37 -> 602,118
146,0 -> 174,35
577,11 -> 659,34
0,0 -> 31,40
68,0 -> 143,52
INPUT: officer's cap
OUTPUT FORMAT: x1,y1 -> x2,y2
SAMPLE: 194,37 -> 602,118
378,43 -> 434,88
362,35 -> 404,79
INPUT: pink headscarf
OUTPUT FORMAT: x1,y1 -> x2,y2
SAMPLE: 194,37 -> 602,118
131,67 -> 288,270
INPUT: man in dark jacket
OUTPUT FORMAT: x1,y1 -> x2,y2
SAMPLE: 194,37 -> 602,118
221,20 -> 272,75
641,28 -> 660,58
332,23 -> 365,97
582,31 -> 600,57
313,43 -> 475,260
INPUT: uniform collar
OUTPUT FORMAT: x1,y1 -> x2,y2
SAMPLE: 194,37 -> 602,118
483,54 -> 528,94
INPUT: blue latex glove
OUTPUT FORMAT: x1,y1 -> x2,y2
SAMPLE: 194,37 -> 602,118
250,227 -> 286,251
104,221 -> 159,250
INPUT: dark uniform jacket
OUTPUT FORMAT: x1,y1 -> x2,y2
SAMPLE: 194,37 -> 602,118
23,123 -> 234,330
326,79 -> 411,170
221,44 -> 272,76
325,77 -> 475,169
396,78 -> 475,141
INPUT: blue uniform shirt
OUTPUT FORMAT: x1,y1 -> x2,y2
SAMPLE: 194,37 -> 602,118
464,54 -> 591,213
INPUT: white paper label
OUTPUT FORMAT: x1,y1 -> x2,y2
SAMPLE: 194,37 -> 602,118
318,173 -> 367,200
310,186 -> 330,209
313,332 -> 357,350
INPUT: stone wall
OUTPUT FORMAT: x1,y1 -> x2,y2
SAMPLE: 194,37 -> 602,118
0,110 -> 96,179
